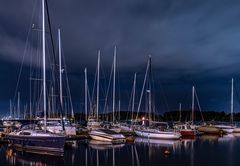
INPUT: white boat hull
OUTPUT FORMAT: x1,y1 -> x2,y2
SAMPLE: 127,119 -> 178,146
215,125 -> 235,133
233,127 -> 240,133
89,129 -> 126,143
135,129 -> 181,140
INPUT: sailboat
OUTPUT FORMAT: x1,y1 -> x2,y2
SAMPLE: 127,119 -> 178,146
134,55 -> 181,140
88,48 -> 125,142
8,0 -> 65,156
38,29 -> 76,136
174,87 -> 196,138
87,51 -> 101,131
215,78 -> 235,133
108,46 -> 121,133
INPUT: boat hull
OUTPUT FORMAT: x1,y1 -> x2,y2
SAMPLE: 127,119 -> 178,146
135,130 -> 181,140
215,125 -> 235,133
89,130 -> 126,143
233,127 -> 240,133
8,134 -> 65,156
180,130 -> 196,138
197,126 -> 222,135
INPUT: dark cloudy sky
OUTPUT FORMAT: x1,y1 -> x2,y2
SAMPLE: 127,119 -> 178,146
1,0 -> 240,117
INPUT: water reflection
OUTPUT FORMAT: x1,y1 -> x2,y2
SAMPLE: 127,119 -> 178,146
135,137 -> 180,147
88,140 -> 125,150
1,135 -> 240,166
5,147 -> 64,165
199,134 -> 219,142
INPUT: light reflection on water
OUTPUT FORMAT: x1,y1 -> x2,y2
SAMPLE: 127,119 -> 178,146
1,134 -> 240,166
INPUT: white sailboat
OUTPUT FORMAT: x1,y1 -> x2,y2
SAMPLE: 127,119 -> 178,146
87,51 -> 101,130
109,46 -> 121,133
215,78 -> 235,133
134,56 -> 181,140
38,29 -> 76,136
8,0 -> 65,156
88,48 -> 125,142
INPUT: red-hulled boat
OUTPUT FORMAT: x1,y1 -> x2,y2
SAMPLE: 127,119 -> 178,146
175,123 -> 196,138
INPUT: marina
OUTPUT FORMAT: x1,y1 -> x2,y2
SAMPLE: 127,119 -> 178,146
1,0 -> 240,165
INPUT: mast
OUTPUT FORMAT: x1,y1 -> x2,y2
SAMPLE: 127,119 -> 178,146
48,95 -> 51,118
58,29 -> 63,117
30,77 -> 32,120
10,99 -> 12,119
231,78 -> 234,126
58,28 -> 66,131
148,55 -> 152,122
42,0 -> 47,131
17,92 -> 20,119
191,86 -> 195,125
85,68 -> 88,121
118,99 -> 120,121
51,86 -> 54,118
131,73 -> 137,122
96,50 -> 100,121
179,103 -> 182,122
113,46 -> 116,122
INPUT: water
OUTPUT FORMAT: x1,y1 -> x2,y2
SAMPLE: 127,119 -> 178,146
0,134 -> 240,166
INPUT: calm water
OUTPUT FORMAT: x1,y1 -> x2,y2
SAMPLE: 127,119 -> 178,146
0,134 -> 240,166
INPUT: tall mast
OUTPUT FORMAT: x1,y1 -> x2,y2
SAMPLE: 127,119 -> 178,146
85,68 -> 88,121
17,92 -> 20,119
179,103 -> 182,122
131,73 -> 137,122
113,46 -> 116,122
10,99 -> 12,119
58,29 -> 63,117
191,86 -> 195,125
48,95 -> 50,118
96,50 -> 100,121
148,55 -> 152,122
231,78 -> 234,125
51,86 -> 54,118
118,99 -> 120,121
42,0 -> 47,131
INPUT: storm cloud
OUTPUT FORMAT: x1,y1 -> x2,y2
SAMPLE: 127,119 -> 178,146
1,0 -> 240,115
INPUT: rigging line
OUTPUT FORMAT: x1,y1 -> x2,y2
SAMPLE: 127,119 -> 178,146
135,57 -> 150,122
45,0 -> 65,130
62,47 -> 74,118
99,54 -> 108,111
100,56 -> 108,99
194,87 -> 204,122
88,84 -> 93,115
91,56 -> 98,113
117,64 -> 121,120
103,59 -> 113,114
13,0 -> 38,105
126,81 -> 134,120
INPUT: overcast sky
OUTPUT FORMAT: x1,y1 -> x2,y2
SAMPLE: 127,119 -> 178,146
1,0 -> 240,117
